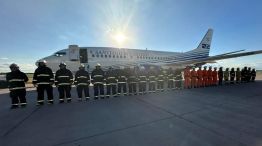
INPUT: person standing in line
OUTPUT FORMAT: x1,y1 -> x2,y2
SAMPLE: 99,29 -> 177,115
6,63 -> 28,109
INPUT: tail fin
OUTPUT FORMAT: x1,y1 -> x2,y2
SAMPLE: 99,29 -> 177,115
189,29 -> 213,56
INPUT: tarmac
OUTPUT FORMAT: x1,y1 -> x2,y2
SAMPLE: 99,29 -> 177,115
0,81 -> 262,146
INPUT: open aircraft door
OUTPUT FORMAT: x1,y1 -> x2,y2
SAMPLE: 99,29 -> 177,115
79,49 -> 88,63
69,45 -> 79,61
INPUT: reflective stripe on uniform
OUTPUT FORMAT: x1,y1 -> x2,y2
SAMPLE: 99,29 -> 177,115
9,87 -> 26,90
107,83 -> 117,85
77,76 -> 88,79
94,75 -> 103,78
59,99 -> 64,101
107,77 -> 116,79
37,82 -> 51,85
77,83 -> 88,86
48,99 -> 53,102
58,83 -> 71,85
37,74 -> 50,77
37,100 -> 44,103
12,104 -> 19,106
118,82 -> 126,84
149,81 -> 156,83
21,103 -> 27,105
158,80 -> 164,82
94,82 -> 104,84
139,76 -> 146,78
9,79 -> 24,82
139,81 -> 147,83
149,76 -> 155,78
58,76 -> 70,78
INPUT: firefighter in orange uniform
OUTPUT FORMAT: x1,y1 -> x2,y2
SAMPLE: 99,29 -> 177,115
183,66 -> 191,89
197,66 -> 203,87
207,66 -> 213,86
202,66 -> 208,87
191,68 -> 197,88
212,67 -> 218,86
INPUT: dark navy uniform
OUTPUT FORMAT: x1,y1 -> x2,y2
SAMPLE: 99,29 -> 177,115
167,68 -> 174,90
218,67 -> 223,85
33,65 -> 54,105
148,68 -> 157,93
127,68 -> 137,95
251,69 -> 256,82
236,68 -> 241,83
247,67 -> 251,82
138,68 -> 147,95
157,69 -> 165,92
117,69 -> 128,96
75,67 -> 90,100
92,66 -> 105,99
105,68 -> 117,97
55,66 -> 73,103
174,70 -> 182,89
6,66 -> 28,108
230,68 -> 235,84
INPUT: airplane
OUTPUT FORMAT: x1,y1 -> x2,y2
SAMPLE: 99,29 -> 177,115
37,29 -> 262,72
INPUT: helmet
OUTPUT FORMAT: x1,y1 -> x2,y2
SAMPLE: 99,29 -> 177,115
140,66 -> 145,70
59,62 -> 66,67
38,59 -> 47,66
209,66 -> 212,69
214,67 -> 217,69
96,63 -> 101,67
9,63 -> 19,69
38,60 -> 47,64
204,66 -> 207,69
79,64 -> 85,68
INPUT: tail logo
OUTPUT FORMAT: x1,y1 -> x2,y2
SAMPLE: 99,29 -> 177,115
202,44 -> 210,49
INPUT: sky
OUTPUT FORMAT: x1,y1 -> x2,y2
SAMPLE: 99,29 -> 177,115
0,0 -> 262,72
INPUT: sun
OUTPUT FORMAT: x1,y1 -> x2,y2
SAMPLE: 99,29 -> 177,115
113,33 -> 127,44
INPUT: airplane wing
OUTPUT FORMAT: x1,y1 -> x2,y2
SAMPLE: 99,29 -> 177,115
166,50 -> 262,66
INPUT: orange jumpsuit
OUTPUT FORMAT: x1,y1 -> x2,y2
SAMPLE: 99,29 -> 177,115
197,69 -> 203,87
207,69 -> 213,86
191,70 -> 197,88
184,68 -> 191,88
212,70 -> 218,85
202,69 -> 208,87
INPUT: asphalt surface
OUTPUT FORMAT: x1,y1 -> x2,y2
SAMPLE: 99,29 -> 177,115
0,82 -> 262,146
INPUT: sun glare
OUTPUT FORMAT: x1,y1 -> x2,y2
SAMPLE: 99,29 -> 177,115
113,33 -> 127,44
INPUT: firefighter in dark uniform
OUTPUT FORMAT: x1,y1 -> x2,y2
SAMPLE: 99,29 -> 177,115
74,64 -> 90,101
241,67 -> 246,83
174,69 -> 183,89
55,62 -> 73,103
218,67 -> 223,85
224,68 -> 229,85
247,67 -> 252,82
117,67 -> 128,96
91,63 -> 105,99
167,67 -> 174,90
127,67 -> 138,95
105,67 -> 117,98
251,68 -> 256,82
230,68 -> 235,84
157,68 -> 165,92
6,64 -> 28,109
138,66 -> 147,95
33,60 -> 54,105
236,68 -> 241,83
148,66 -> 157,93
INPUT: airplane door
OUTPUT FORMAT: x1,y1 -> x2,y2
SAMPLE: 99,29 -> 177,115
80,49 -> 88,63
69,45 -> 79,61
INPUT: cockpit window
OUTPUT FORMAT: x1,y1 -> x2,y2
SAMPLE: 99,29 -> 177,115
54,52 -> 66,57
